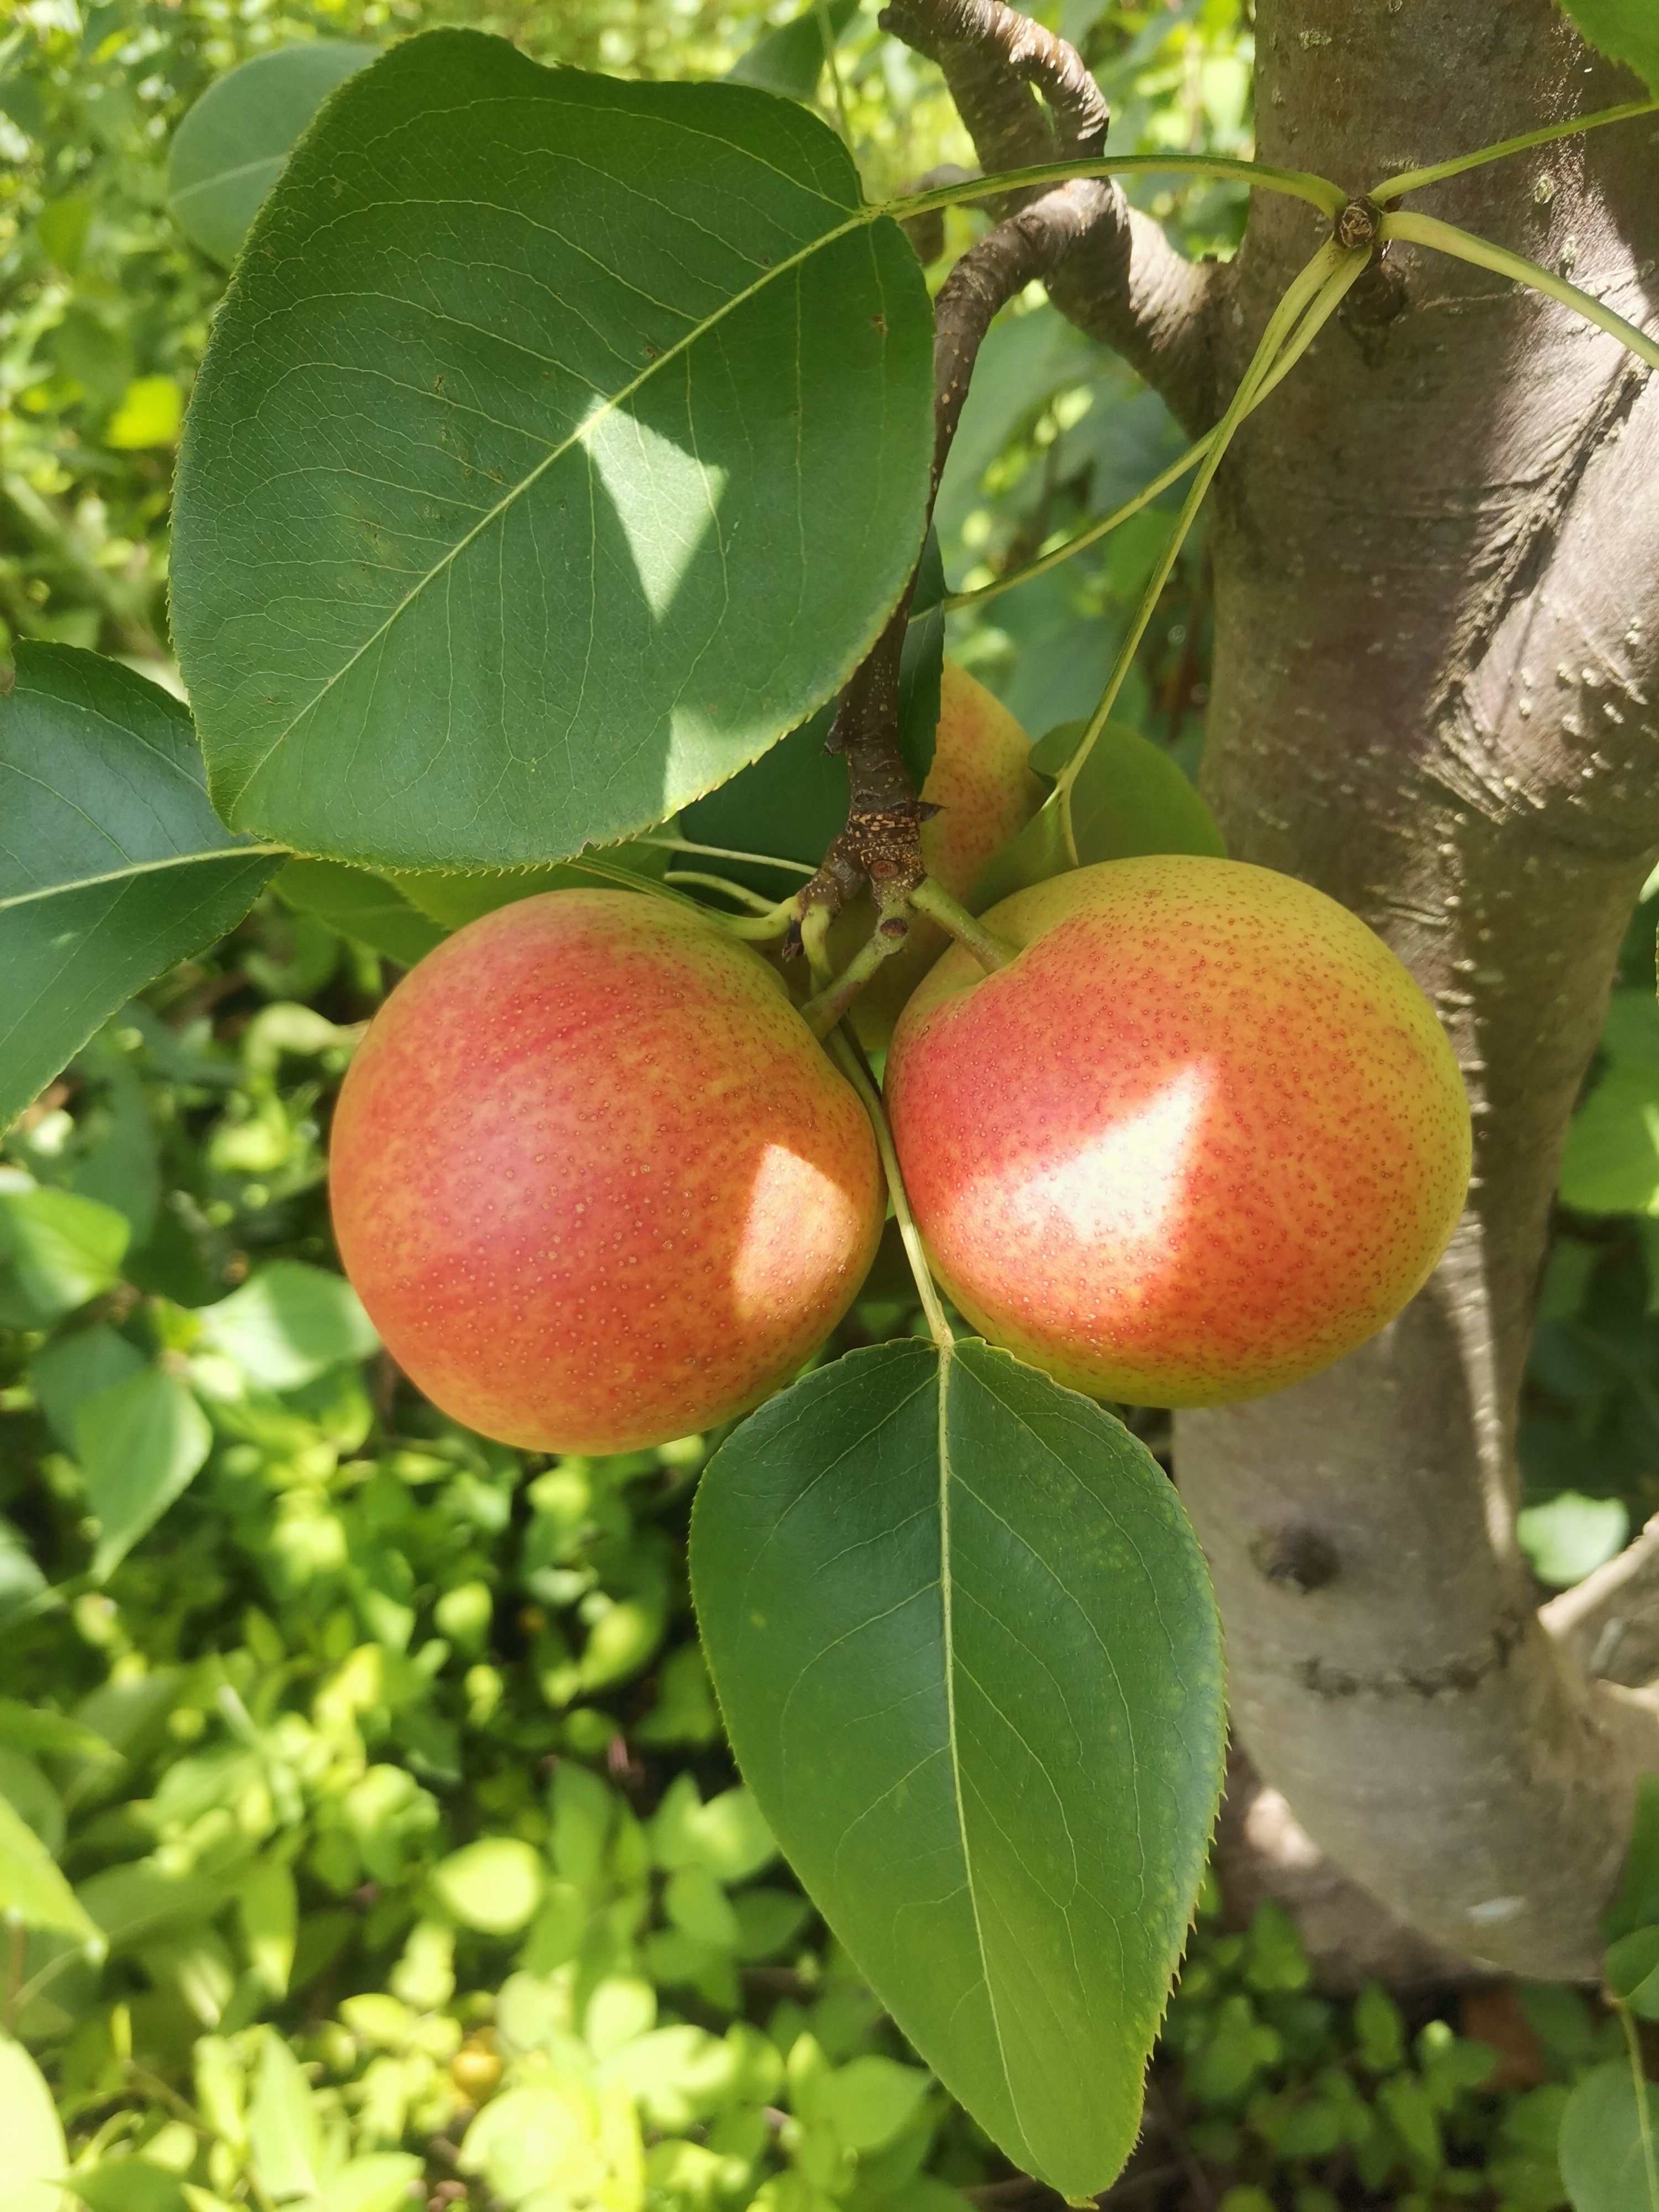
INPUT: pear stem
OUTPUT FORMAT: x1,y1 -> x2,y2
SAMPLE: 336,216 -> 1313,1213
909,876 -> 1016,973
800,921 -> 906,1035
827,1026 -> 955,1353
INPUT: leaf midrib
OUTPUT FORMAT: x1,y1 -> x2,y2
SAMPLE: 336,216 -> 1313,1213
936,1343 -> 1030,2171
0,847 -> 284,915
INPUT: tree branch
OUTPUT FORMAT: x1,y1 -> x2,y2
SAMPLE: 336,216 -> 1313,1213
1542,1516 -> 1659,1688
797,183 -> 1104,938
878,0 -> 1225,430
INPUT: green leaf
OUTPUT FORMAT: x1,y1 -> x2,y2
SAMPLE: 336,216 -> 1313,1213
77,1367 -> 213,1579
1560,2060 -> 1659,2212
173,32 -> 934,872
970,720 -> 1224,912
822,2054 -> 932,2152
0,645 -> 280,1130
0,1185 -> 130,1325
394,840 -> 670,929
238,1855 -> 298,1997
1606,1928 -> 1659,2018
691,1338 -> 1225,2197
1561,1065 -> 1659,1214
248,2030 -> 323,2200
0,1792 -> 101,1944
318,2156 -> 425,2212
166,42 -> 379,265
30,1323 -> 147,1447
1031,719 -> 1226,864
1561,1 -> 1659,94
273,860 -> 445,968
727,0 -> 858,102
430,1837 -> 546,1934
679,544 -> 945,903
1608,1778 -> 1659,1941
196,1260 -> 379,1390
0,1699 -> 116,1766
0,2033 -> 68,2212
1516,1491 -> 1629,1589
65,2163 -> 192,2212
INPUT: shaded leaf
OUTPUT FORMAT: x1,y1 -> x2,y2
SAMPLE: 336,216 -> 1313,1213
691,1338 -> 1224,2196
273,860 -> 446,968
727,0 -> 858,102
78,1366 -> 213,1578
30,1322 -> 147,1447
1561,1 -> 1659,94
0,645 -> 280,1130
1607,1777 -> 1659,1940
65,2164 -> 192,2212
1560,2059 -> 1659,2211
1606,1927 -> 1659,2020
0,1699 -> 116,1766
167,42 -> 379,265
0,1185 -> 129,1326
971,719 -> 1224,912
173,32 -> 934,872
196,1259 -> 378,1390
1562,1063 -> 1659,1214
394,841 -> 671,930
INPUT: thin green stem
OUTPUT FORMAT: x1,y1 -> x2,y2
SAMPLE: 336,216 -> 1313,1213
1617,2001 -> 1659,2212
1371,96 -> 1659,205
909,876 -> 1018,969
635,834 -> 816,877
664,869 -> 776,912
1057,241 -> 1366,803
826,1027 -> 954,1352
1379,208 -> 1659,371
718,890 -> 808,942
881,150 -> 1347,220
800,920 -> 900,1031
945,234 -> 1371,615
816,0 -> 852,146
800,902 -> 835,988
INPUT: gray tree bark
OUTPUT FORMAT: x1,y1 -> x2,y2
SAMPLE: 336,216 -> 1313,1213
1183,0 -> 1659,1979
898,0 -> 1659,1978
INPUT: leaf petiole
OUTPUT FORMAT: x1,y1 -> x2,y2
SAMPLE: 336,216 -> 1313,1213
909,876 -> 1018,972
1379,208 -> 1659,371
826,1025 -> 954,1350
1616,1999 -> 1659,2212
1370,96 -> 1659,206
1056,240 -> 1368,807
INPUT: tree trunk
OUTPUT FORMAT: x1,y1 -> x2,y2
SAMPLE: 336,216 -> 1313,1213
1177,0 -> 1659,1977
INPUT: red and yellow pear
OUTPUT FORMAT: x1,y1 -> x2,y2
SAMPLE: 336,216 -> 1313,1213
331,890 -> 884,1452
885,855 -> 1471,1406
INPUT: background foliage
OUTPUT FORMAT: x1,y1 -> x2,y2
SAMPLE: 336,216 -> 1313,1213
3,0 -> 1658,2205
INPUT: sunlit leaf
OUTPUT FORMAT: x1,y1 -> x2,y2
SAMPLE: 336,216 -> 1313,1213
0,1186 -> 130,1326
0,1794 -> 100,1945
173,32 -> 934,872
196,1259 -> 378,1390
727,0 -> 857,102
0,2033 -> 68,2212
1559,2059 -> 1659,2211
166,42 -> 379,265
691,1338 -> 1224,2196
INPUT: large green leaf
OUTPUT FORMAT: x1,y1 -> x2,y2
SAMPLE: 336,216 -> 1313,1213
0,645 -> 281,1130
1562,1 -> 1659,93
166,42 -> 379,265
172,32 -> 935,873
690,1338 -> 1224,2197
